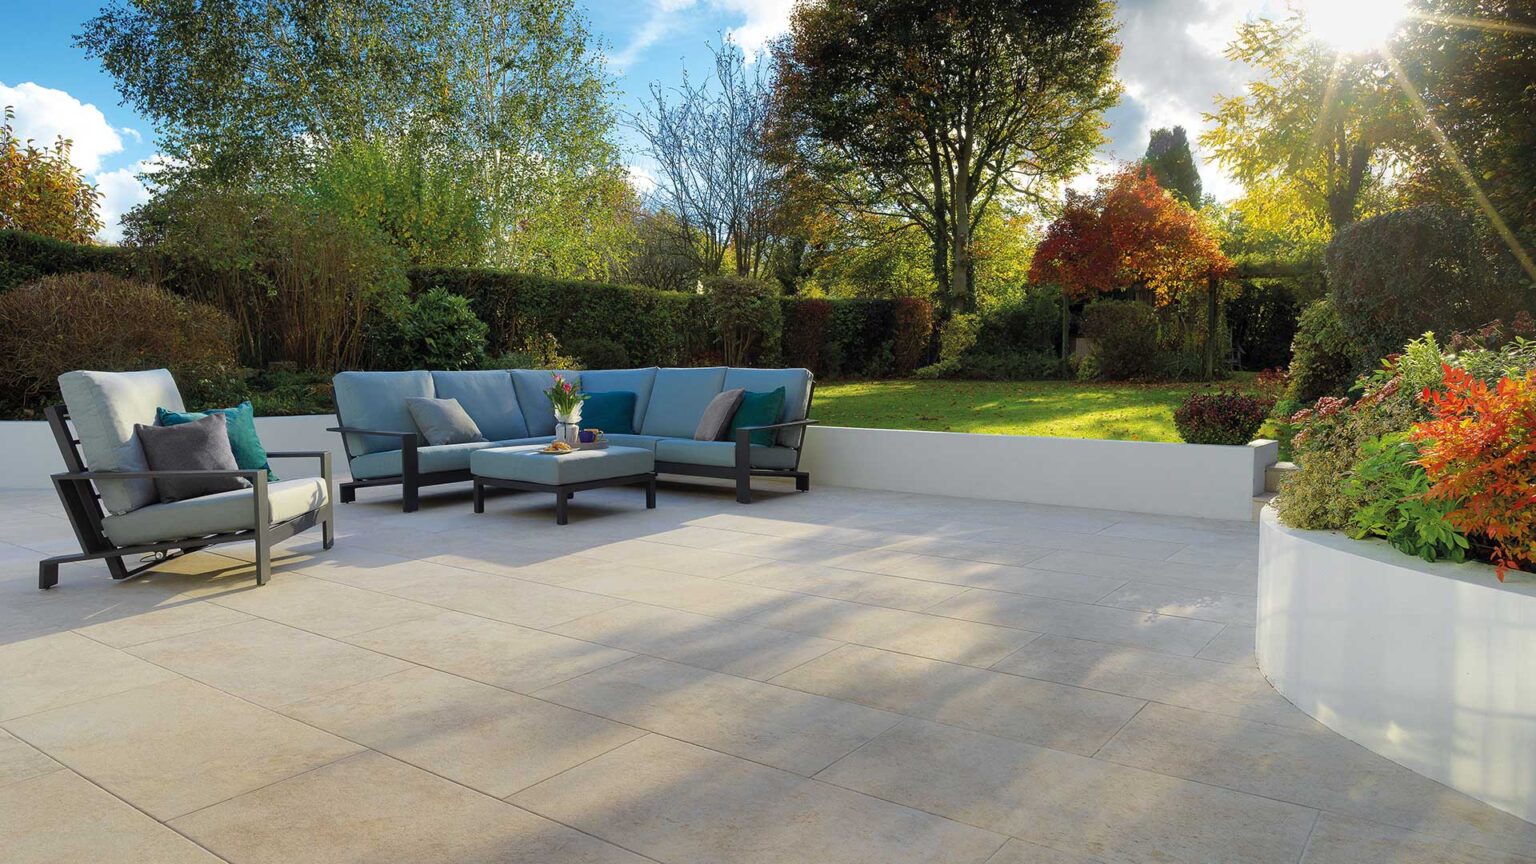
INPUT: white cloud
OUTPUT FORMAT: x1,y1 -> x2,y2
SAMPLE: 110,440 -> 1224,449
626,163 -> 658,197
93,159 -> 159,243
0,81 -> 124,174
608,0 -> 792,70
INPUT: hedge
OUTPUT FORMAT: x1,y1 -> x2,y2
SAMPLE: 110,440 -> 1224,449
0,229 -> 139,291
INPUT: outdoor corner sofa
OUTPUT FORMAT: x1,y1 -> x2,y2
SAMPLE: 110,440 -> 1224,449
330,366 -> 817,512
40,369 -> 334,590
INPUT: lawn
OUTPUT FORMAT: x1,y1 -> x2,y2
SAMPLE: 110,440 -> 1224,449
813,378 -> 1258,442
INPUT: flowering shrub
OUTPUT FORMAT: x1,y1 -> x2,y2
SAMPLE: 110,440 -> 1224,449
1413,365 -> 1536,579
1173,391 -> 1272,445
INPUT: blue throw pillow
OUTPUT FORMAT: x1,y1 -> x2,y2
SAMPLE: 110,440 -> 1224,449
580,391 -> 637,435
157,401 -> 275,480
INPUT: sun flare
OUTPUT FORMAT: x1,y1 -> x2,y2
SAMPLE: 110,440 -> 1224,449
1296,0 -> 1410,54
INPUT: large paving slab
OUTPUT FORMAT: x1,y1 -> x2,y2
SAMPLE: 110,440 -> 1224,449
3,483 -> 1532,863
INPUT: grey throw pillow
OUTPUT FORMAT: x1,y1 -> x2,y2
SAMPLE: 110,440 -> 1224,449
694,388 -> 745,441
406,397 -> 486,446
134,414 -> 249,503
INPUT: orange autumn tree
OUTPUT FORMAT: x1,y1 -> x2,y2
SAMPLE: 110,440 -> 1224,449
1031,166 -> 1231,371
0,106 -> 102,243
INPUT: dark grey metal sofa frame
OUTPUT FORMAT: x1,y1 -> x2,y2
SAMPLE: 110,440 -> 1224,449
331,380 -> 818,511
39,405 -> 334,590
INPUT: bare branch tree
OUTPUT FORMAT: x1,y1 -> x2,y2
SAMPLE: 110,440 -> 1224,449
631,38 -> 784,279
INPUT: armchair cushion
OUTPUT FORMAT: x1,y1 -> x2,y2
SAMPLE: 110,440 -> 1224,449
730,387 -> 786,447
429,371 -> 529,440
58,368 -> 186,515
578,368 -> 658,430
135,414 -> 249,502
641,367 -> 727,438
405,397 -> 486,446
510,370 -> 580,436
333,371 -> 433,455
722,368 -> 813,447
157,401 -> 274,480
100,477 -> 328,547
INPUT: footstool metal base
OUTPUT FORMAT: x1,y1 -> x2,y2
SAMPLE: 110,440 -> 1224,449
473,473 -> 657,524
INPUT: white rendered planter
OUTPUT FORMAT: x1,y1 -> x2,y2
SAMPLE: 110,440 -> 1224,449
1257,506 -> 1536,823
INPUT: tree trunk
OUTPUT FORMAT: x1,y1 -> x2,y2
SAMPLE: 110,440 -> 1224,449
1059,290 -> 1071,363
950,144 -> 972,314
1204,271 -> 1220,381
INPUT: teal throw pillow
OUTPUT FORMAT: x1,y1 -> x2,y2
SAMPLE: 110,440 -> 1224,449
730,387 -> 786,447
580,391 -> 637,435
157,401 -> 275,480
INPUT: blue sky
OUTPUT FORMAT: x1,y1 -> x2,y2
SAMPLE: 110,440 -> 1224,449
4,0 -> 1280,240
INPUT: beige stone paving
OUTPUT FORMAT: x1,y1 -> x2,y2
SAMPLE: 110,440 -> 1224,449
0,481 -> 1532,863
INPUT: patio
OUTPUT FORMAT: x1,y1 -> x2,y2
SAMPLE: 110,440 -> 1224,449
1,481 -> 1533,864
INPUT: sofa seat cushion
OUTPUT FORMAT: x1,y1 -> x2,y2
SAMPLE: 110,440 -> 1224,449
430,371 -> 529,440
722,368 -> 813,447
101,478 -> 328,547
510,370 -> 581,437
348,437 -> 553,480
641,367 -> 727,438
654,438 -> 799,470
333,371 -> 434,455
59,368 -> 186,515
578,368 -> 658,431
599,434 -> 667,453
471,444 -> 654,486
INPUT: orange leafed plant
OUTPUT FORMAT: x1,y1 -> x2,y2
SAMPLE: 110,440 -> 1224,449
1412,365 -> 1536,579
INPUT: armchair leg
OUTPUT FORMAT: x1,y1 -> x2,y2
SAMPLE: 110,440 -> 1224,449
39,560 -> 58,590
340,483 -> 357,504
322,510 -> 335,550
735,472 -> 753,504
106,555 -> 131,581
402,482 -> 419,513
795,473 -> 811,492
254,542 -> 271,586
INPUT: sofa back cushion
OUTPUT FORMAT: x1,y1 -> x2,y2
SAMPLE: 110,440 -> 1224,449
59,368 -> 186,515
333,371 -> 434,455
430,370 -> 528,440
640,367 -> 727,438
510,369 -> 580,436
722,367 -> 814,447
578,367 -> 658,431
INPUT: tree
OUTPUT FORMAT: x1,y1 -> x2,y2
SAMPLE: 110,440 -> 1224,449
1202,13 -> 1417,234
79,0 -> 628,273
1031,167 -> 1231,374
1396,0 -> 1536,276
1143,126 -> 1202,207
632,38 -> 785,280
0,106 -> 102,243
773,0 -> 1121,315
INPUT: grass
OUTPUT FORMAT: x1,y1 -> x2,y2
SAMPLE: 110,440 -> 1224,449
814,377 -> 1261,442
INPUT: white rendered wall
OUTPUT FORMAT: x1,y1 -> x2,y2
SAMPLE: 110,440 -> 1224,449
1257,506 -> 1536,823
799,426 -> 1275,521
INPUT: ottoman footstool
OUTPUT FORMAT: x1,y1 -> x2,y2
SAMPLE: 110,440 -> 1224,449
470,445 -> 657,525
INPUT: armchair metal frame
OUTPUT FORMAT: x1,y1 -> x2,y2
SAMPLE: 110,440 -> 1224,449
38,405 -> 334,590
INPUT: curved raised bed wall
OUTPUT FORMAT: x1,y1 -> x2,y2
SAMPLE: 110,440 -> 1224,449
1257,506 -> 1536,823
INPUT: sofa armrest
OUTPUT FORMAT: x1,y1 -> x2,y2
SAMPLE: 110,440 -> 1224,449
733,419 -> 819,435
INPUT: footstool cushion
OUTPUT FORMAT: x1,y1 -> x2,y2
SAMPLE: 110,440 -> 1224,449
470,444 -> 655,486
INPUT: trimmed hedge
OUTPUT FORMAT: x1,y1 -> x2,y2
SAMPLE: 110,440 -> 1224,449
409,267 -> 713,367
0,229 -> 139,291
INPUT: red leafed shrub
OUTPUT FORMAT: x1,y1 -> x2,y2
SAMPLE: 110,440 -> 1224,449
891,296 -> 934,377
1174,390 -> 1273,445
1412,365 -> 1536,579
